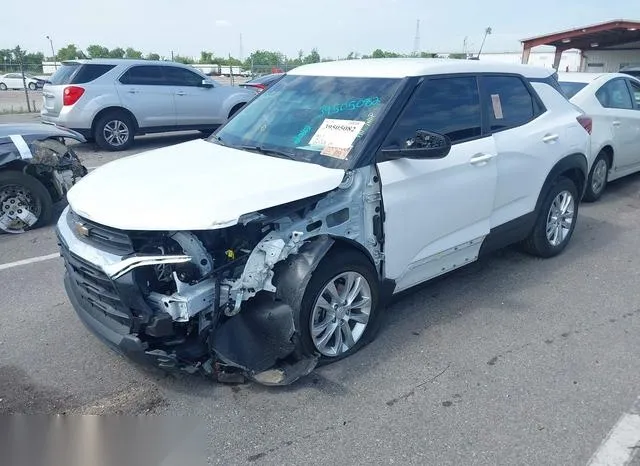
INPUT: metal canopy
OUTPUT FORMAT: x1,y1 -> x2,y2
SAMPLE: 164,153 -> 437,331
520,19 -> 640,68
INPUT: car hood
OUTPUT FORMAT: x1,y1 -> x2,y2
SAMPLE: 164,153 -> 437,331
67,138 -> 346,231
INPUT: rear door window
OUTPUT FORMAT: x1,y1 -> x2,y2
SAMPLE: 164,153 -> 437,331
480,75 -> 538,132
382,76 -> 483,147
119,65 -> 168,85
595,79 -> 633,109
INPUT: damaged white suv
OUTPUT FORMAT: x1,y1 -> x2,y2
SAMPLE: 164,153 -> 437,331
56,59 -> 591,385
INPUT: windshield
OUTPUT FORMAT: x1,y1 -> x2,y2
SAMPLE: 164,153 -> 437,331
211,74 -> 403,168
559,81 -> 588,99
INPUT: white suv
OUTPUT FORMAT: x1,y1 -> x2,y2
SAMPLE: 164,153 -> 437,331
56,58 -> 591,386
41,59 -> 256,151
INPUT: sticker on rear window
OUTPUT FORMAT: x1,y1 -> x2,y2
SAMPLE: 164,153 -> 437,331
491,94 -> 504,120
309,119 -> 366,150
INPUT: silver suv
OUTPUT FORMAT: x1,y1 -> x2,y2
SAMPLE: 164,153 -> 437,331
41,59 -> 257,151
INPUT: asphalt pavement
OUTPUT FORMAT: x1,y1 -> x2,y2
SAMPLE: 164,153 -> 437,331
1,112 -> 640,465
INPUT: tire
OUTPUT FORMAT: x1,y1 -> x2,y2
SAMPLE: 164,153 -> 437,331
28,82 -> 37,91
228,103 -> 245,119
583,151 -> 610,202
0,171 -> 53,234
0,83 -> 7,91
522,176 -> 579,258
94,111 -> 135,151
297,248 -> 381,364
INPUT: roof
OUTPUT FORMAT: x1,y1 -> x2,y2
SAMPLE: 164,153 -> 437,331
287,58 -> 554,79
557,71 -> 640,84
521,19 -> 640,50
61,58 -> 196,68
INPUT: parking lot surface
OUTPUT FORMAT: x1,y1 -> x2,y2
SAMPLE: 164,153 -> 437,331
1,112 -> 640,465
0,90 -> 42,113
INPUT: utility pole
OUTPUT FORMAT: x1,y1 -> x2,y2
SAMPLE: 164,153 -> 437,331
171,50 -> 174,61
239,33 -> 243,61
46,35 -> 57,69
412,19 -> 421,57
477,27 -> 492,58
15,47 -> 32,113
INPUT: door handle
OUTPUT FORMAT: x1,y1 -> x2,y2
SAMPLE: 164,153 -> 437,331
470,153 -> 496,165
542,134 -> 559,143
612,121 -> 621,127
127,89 -> 138,94
176,91 -> 186,96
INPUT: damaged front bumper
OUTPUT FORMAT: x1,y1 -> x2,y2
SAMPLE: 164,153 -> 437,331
56,207 -> 320,386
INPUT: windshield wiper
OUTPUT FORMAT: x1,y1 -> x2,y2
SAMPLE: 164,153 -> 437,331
240,145 -> 295,160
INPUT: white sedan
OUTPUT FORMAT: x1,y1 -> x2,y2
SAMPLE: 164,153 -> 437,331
0,73 -> 42,91
558,72 -> 640,201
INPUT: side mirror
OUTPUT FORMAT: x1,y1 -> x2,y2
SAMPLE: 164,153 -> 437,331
379,130 -> 452,161
201,79 -> 214,88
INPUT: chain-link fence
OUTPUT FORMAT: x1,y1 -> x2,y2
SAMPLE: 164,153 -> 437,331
0,65 -> 43,114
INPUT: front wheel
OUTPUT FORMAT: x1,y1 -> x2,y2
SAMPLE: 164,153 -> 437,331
0,83 -> 7,91
522,176 -> 579,258
298,249 -> 381,363
0,171 -> 53,234
583,152 -> 610,202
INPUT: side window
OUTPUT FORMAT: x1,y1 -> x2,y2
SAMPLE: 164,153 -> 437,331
70,64 -> 115,84
119,66 -> 167,86
163,67 -> 204,87
383,76 -> 482,148
628,80 -> 640,108
595,79 -> 633,109
481,76 -> 536,131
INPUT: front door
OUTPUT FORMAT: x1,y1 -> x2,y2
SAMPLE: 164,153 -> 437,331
164,66 -> 224,126
377,76 -> 498,292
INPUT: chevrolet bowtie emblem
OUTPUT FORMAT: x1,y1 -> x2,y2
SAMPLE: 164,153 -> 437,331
75,222 -> 90,237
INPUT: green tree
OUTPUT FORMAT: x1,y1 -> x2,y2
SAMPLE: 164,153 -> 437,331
420,52 -> 438,58
244,50 -> 284,68
146,52 -> 160,61
200,51 -> 213,63
125,47 -> 143,59
56,44 -> 82,61
108,47 -> 125,59
86,45 -> 110,58
303,48 -> 320,64
449,53 -> 467,59
173,54 -> 195,64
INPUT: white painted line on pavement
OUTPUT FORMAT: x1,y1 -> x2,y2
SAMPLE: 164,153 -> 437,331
587,397 -> 640,466
0,252 -> 60,272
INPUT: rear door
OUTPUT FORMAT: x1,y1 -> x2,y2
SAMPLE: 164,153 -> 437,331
377,75 -> 498,292
479,74 -> 563,227
163,65 -> 224,126
116,65 -> 177,129
595,77 -> 638,170
621,78 -> 640,171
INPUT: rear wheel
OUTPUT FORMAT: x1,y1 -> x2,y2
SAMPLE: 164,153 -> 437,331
0,171 -> 53,234
583,152 -> 610,202
522,176 -> 579,258
298,249 -> 381,363
0,83 -> 7,91
28,82 -> 37,91
94,111 -> 135,151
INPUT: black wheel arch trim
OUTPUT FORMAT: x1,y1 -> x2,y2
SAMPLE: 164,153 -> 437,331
535,153 -> 588,212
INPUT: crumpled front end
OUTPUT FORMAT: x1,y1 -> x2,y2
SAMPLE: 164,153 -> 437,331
56,166 -> 383,386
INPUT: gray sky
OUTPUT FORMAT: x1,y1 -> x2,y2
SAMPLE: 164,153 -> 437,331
7,0 -> 640,59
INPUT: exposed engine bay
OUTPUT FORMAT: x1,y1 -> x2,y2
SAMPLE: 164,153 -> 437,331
59,165 -> 384,386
